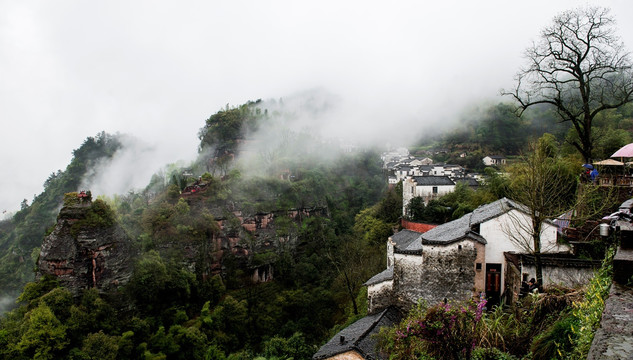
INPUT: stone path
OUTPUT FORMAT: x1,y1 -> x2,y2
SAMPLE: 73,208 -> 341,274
588,282 -> 633,359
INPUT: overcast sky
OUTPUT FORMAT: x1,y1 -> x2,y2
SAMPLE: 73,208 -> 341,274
1,1 -> 632,215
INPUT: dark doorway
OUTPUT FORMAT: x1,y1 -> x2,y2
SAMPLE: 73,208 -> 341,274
486,263 -> 502,307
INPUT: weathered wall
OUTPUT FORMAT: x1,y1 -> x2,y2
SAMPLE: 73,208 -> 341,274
402,178 -> 416,215
504,258 -> 522,304
473,242 -> 486,293
521,263 -> 596,288
367,280 -> 393,314
393,240 -> 477,308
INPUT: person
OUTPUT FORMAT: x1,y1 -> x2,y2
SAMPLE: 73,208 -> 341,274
590,168 -> 599,184
520,279 -> 530,298
528,278 -> 539,293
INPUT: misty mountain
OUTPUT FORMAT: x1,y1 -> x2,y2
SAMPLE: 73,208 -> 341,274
0,98 -> 397,358
412,102 -> 633,170
0,132 -> 123,298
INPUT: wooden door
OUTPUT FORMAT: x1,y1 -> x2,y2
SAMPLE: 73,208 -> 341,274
486,263 -> 502,307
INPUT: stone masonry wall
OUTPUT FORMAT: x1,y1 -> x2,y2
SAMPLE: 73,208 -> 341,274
367,281 -> 393,313
393,240 -> 477,309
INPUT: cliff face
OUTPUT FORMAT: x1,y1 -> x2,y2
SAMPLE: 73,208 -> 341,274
37,202 -> 136,295
157,205 -> 329,283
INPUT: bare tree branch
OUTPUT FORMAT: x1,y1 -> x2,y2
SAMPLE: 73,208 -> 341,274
501,6 -> 633,163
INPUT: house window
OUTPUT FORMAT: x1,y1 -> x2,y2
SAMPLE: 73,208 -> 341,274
476,263 -> 482,271
432,186 -> 438,194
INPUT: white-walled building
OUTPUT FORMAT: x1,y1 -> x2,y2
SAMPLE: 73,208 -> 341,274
483,155 -> 507,166
366,198 -> 577,311
402,176 -> 455,215
319,198 -> 600,359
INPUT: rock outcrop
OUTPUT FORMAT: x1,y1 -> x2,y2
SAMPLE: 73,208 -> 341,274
37,201 -> 136,295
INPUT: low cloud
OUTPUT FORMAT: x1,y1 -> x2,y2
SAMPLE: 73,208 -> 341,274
79,134 -> 197,198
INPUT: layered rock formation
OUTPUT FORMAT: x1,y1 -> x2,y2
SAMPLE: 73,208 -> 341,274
37,201 -> 136,295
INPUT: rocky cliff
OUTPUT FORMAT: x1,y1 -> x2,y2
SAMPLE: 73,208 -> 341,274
37,200 -> 136,295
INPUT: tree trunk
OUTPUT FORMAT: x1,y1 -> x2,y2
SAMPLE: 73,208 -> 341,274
533,221 -> 544,287
343,270 -> 359,315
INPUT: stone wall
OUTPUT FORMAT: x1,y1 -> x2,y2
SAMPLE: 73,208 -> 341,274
473,242 -> 486,293
367,281 -> 393,313
521,263 -> 597,287
393,240 -> 477,308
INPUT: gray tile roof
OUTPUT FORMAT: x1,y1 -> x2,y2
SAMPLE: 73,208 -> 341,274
364,268 -> 393,286
412,176 -> 455,186
420,214 -> 479,245
469,197 -> 525,224
390,229 -> 422,250
455,178 -> 480,187
420,198 -> 523,245
313,307 -> 401,360
389,229 -> 424,254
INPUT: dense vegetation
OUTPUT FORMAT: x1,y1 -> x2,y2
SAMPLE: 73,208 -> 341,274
0,132 -> 122,298
0,101 -> 402,359
379,246 -> 616,359
413,102 -> 633,171
0,83 -> 631,358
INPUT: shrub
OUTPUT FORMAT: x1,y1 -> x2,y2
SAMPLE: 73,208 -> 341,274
382,296 -> 487,360
530,311 -> 577,359
471,347 -> 518,360
564,246 -> 614,358
63,192 -> 81,207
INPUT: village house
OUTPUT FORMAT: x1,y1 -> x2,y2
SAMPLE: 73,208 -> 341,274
364,198 -> 601,313
393,165 -> 412,182
380,147 -> 410,166
482,155 -> 507,166
409,157 -> 433,166
387,175 -> 398,186
315,198 -> 601,359
312,307 -> 401,360
455,177 -> 481,190
402,176 -> 455,214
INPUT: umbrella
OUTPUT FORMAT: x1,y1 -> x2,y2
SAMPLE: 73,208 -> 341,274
594,159 -> 625,166
611,143 -> 633,158
582,164 -> 594,170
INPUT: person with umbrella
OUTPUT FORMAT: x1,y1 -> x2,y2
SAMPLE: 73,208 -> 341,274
582,163 -> 593,182
590,167 -> 599,184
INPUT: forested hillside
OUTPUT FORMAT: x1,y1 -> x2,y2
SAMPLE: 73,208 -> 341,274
412,102 -> 633,171
0,132 -> 122,299
1,94 -> 631,359
0,100 -> 402,359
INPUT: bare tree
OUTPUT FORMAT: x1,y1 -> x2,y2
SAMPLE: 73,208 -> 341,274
504,136 -> 577,285
503,7 -> 633,163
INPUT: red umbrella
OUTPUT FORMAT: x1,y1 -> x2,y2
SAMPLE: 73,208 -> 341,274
611,143 -> 633,158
